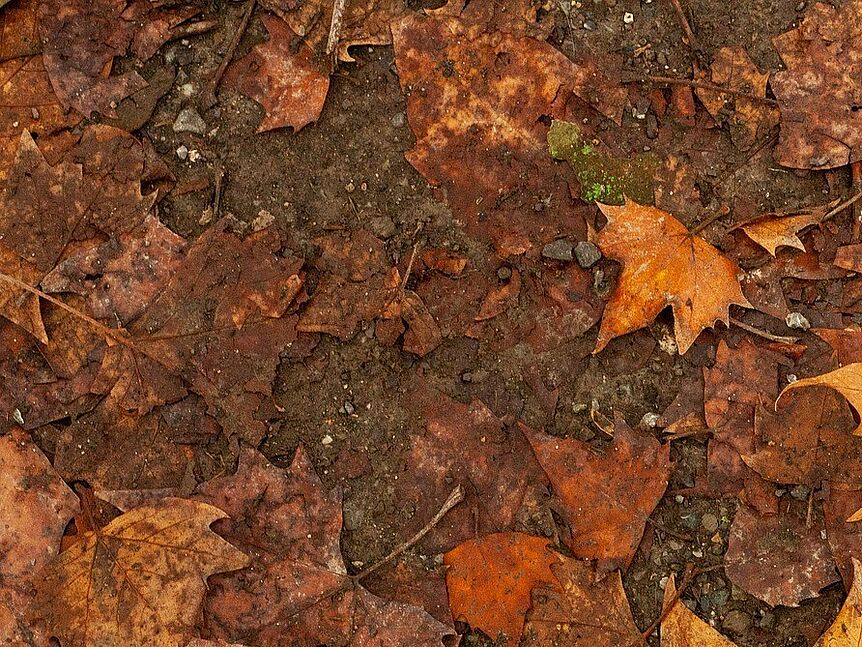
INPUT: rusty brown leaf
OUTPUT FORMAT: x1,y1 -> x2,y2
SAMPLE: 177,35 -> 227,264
779,363 -> 862,435
739,199 -> 838,256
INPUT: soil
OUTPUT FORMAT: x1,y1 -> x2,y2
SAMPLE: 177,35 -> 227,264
93,0 -> 851,644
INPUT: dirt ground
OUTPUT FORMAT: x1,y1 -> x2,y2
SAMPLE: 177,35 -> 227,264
112,0 -> 851,643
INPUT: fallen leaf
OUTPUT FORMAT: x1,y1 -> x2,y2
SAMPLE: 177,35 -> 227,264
660,575 -> 737,646
836,244 -> 862,273
771,1 -> 862,169
812,557 -> 862,646
824,485 -> 862,590
224,15 -> 329,133
815,327 -> 862,365
444,532 -> 562,647
739,199 -> 838,255
473,269 -> 522,322
594,199 -> 751,353
31,497 -> 250,647
695,46 -> 779,151
522,555 -> 641,647
0,426 -> 78,647
523,417 -> 671,571
725,501 -> 839,607
421,248 -> 468,276
779,363 -> 862,435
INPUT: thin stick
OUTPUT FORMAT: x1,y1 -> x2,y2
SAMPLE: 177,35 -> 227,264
824,188 -> 862,220
628,75 -> 779,106
400,243 -> 420,291
326,0 -> 347,56
632,563 -> 696,646
668,0 -> 699,49
170,19 -> 220,41
199,0 -> 257,110
354,485 -> 464,581
730,317 -> 799,344
853,163 -> 862,242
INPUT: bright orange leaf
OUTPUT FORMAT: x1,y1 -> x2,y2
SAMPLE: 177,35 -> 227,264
779,363 -> 862,435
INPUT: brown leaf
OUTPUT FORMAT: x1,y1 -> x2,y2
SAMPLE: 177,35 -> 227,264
524,417 -> 671,571
522,555 -> 641,647
823,485 -> 862,591
444,532 -> 562,647
391,10 -> 621,253
421,248 -> 468,276
30,497 -> 250,647
660,575 -> 738,646
779,363 -> 862,435
695,46 -> 779,151
725,502 -> 839,607
473,269 -> 522,322
771,1 -> 862,169
224,15 -> 330,133
812,558 -> 862,646
836,244 -> 862,273
395,382 -> 550,552
595,200 -> 751,353
0,426 -> 78,647
740,199 -> 838,255
815,327 -> 862,365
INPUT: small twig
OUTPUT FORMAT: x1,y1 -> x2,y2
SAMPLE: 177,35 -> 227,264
689,208 -> 730,236
824,188 -> 862,221
169,19 -> 220,41
632,563 -> 697,646
212,160 -> 225,218
664,427 -> 711,441
668,0 -> 699,49
199,0 -> 257,110
326,0 -> 347,56
353,485 -> 464,581
730,317 -> 799,344
400,243 -> 420,291
647,518 -> 694,542
627,75 -> 779,106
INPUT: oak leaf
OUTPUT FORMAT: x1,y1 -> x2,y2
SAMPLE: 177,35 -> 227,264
779,363 -> 862,435
31,497 -> 250,647
594,200 -> 751,353
0,426 -> 78,647
444,532 -> 562,647
660,575 -> 737,646
522,555 -> 641,647
524,418 -> 671,571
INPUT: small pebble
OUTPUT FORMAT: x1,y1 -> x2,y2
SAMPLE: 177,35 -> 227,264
785,311 -> 811,330
497,266 -> 512,280
172,106 -> 207,135
321,434 -> 333,445
701,513 -> 719,532
461,371 -> 473,383
390,112 -> 406,128
574,241 -> 602,268
640,412 -> 660,428
12,408 -> 24,426
343,401 -> 355,415
188,149 -> 201,163
176,145 -> 189,160
790,484 -> 810,500
542,238 -> 574,261
623,11 -> 634,23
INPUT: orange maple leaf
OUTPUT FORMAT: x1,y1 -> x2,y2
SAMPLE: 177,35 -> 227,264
594,199 -> 751,354
778,363 -> 862,435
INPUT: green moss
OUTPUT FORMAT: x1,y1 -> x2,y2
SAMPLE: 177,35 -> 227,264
547,120 -> 659,206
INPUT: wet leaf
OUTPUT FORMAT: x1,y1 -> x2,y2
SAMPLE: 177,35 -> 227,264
660,575 -> 737,646
523,417 -> 671,571
779,363 -> 862,435
836,244 -> 862,273
594,200 -> 751,353
31,497 -> 250,647
0,426 -> 78,647
739,199 -> 838,255
444,532 -> 562,647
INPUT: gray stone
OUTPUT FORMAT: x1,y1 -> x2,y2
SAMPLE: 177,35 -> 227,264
343,401 -> 355,415
173,107 -> 207,135
701,513 -> 719,533
790,484 -> 810,500
722,610 -> 752,635
176,145 -> 189,160
542,238 -> 574,261
574,241 -> 602,268
497,266 -> 512,280
391,111 -> 406,128
785,311 -> 811,330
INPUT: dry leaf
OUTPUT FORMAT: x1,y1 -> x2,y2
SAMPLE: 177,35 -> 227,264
823,485 -> 862,590
524,417 -> 671,571
771,1 -> 862,169
595,199 -> 751,354
813,557 -> 862,646
522,556 -> 641,646
31,497 -> 249,647
444,532 -> 562,647
836,244 -> 862,273
0,426 -> 78,647
660,575 -> 737,646
740,199 -> 838,255
816,327 -> 862,367
779,363 -> 862,435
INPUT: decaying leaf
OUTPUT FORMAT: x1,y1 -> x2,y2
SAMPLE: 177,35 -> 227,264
771,1 -> 862,169
660,575 -> 738,646
779,363 -> 862,435
31,497 -> 250,647
522,556 -> 641,647
836,244 -> 862,273
444,532 -> 562,647
725,502 -> 839,607
812,558 -> 862,646
816,327 -> 862,366
594,200 -> 751,353
695,46 -> 779,151
824,485 -> 862,590
524,418 -> 671,571
0,426 -> 78,647
739,199 -> 839,255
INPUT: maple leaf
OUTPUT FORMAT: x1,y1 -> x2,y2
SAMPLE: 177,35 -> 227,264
523,418 -> 671,572
522,556 -> 641,647
812,558 -> 862,646
694,46 -> 779,151
771,1 -> 862,169
594,200 -> 751,354
391,9 -> 625,254
0,426 -> 78,647
444,532 -> 562,647
779,363 -> 862,435
738,198 -> 839,255
660,575 -> 737,646
725,501 -> 839,607
30,497 -> 249,647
